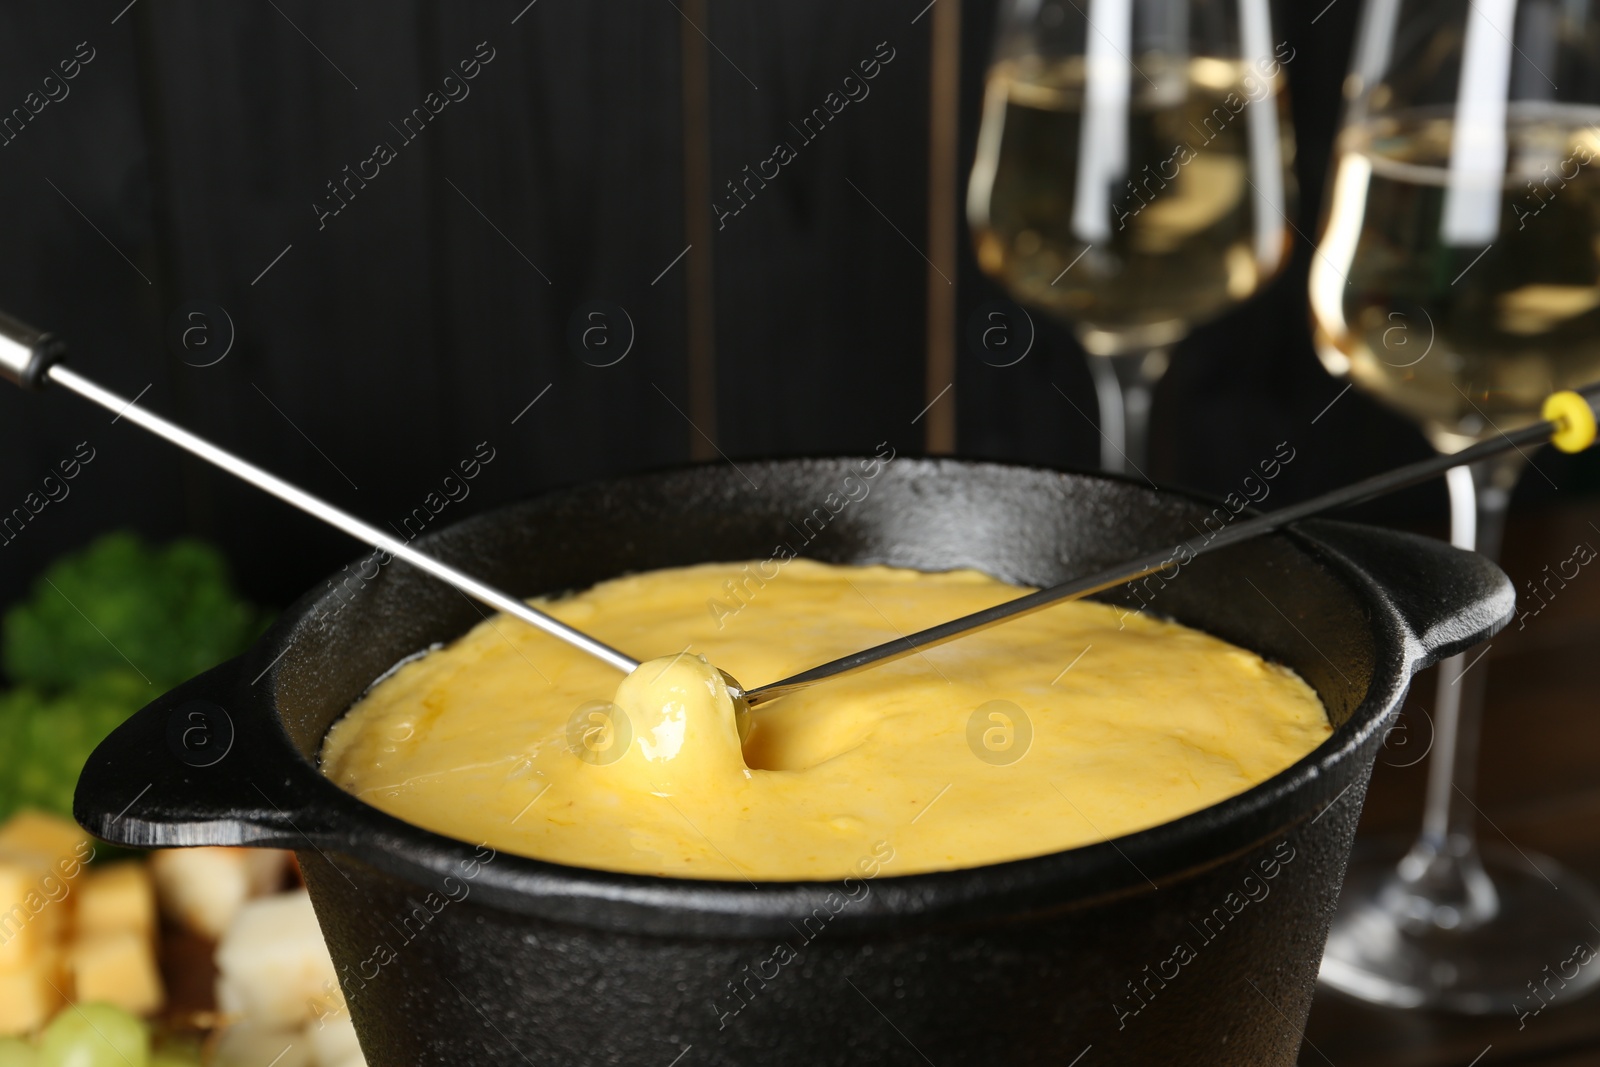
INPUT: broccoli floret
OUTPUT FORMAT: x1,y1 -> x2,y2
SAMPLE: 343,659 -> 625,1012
0,533 -> 269,823
3,532 -> 268,692
0,670 -> 151,821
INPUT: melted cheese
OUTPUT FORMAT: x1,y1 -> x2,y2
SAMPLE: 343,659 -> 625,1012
320,560 -> 1330,880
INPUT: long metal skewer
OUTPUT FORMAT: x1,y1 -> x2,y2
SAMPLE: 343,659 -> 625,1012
0,315 -> 639,675
733,387 -> 1600,707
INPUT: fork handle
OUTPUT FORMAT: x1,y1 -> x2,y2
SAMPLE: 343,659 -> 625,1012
0,309 -> 68,390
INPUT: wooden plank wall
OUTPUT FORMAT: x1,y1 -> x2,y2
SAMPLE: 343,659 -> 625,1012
1,0 -> 1593,612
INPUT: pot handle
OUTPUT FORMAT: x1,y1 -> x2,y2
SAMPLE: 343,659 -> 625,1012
1297,518 -> 1516,670
73,653 -> 339,850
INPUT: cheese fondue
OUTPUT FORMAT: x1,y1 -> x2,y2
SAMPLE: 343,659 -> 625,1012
320,560 -> 1329,880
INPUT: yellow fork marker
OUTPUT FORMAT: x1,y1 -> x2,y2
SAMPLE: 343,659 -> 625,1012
1543,390 -> 1598,453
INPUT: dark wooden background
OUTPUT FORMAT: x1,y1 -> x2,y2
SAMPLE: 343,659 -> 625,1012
7,0 -> 1596,612
4,4 -> 1600,1063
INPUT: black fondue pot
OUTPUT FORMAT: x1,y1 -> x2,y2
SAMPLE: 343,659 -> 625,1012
76,459 -> 1512,1066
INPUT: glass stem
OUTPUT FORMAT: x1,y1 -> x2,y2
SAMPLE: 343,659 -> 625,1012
1086,349 -> 1164,475
1400,452 -> 1522,928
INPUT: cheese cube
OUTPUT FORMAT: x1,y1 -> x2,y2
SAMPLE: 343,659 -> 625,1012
0,811 -> 90,867
0,854 -> 63,973
242,850 -> 292,895
0,859 -> 41,914
0,909 -> 45,974
76,863 -> 156,938
67,931 -> 165,1016
0,810 -> 92,952
0,951 -> 67,1036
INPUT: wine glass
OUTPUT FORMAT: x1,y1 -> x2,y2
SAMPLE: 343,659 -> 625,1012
1309,0 -> 1600,1013
967,0 -> 1296,473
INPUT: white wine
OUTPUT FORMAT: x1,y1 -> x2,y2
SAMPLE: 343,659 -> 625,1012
1310,106 -> 1600,448
968,56 -> 1294,354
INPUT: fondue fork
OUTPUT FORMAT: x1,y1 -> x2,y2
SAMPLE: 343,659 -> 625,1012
723,385 -> 1600,709
3,311 -> 1596,713
0,312 -> 639,676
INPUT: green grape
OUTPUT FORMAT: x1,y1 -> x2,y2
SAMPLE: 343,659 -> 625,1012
0,1037 -> 38,1067
144,1036 -> 203,1067
147,1054 -> 202,1067
146,1035 -> 203,1067
36,1004 -> 149,1067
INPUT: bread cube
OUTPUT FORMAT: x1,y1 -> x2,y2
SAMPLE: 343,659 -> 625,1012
76,862 -> 157,938
215,890 -> 341,1029
242,850 -> 292,895
67,930 -> 165,1015
211,1023 -> 311,1067
305,1015 -> 364,1067
150,848 -> 290,939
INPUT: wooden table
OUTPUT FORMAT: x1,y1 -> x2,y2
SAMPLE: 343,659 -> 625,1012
1302,499 -> 1600,1065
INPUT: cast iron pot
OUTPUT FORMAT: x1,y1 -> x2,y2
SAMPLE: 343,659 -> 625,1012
76,458 -> 1512,1066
